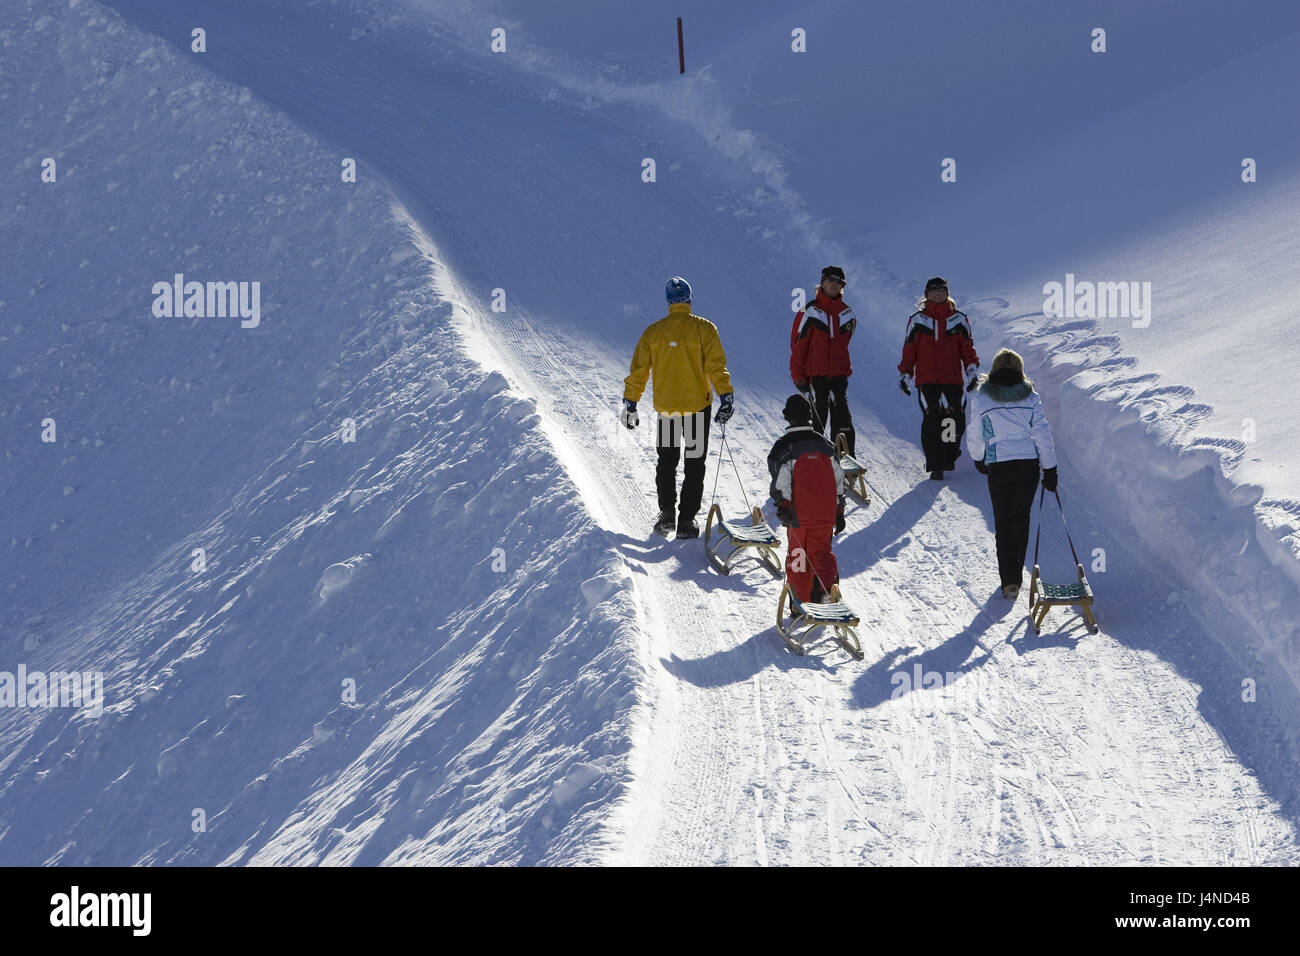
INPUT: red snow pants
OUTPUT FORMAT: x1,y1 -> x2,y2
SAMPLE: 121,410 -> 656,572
786,524 -> 839,603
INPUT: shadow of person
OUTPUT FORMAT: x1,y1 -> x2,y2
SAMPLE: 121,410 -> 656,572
602,529 -> 686,568
849,591 -> 1002,710
836,480 -> 942,573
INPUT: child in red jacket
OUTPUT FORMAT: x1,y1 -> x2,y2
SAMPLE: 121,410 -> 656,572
768,394 -> 847,605
897,277 -> 979,480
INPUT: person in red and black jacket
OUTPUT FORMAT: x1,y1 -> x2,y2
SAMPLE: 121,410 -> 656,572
897,276 -> 980,480
768,394 -> 847,606
790,265 -> 857,456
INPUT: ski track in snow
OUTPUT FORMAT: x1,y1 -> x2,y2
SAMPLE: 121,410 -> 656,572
459,296 -> 1297,864
34,0 -> 1300,865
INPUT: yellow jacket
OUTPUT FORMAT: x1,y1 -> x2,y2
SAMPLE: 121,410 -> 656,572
624,303 -> 733,415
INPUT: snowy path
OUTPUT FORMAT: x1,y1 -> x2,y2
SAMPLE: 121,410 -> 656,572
100,0 -> 1299,864
465,307 -> 1295,865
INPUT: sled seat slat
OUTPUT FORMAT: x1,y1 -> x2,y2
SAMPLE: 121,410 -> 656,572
1039,580 -> 1090,601
719,519 -> 780,545
791,598 -> 859,625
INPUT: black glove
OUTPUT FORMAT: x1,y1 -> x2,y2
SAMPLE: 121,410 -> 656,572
974,460 -> 988,475
714,392 -> 734,425
899,376 -> 911,396
776,500 -> 796,527
620,399 -> 638,430
834,507 -> 846,535
1042,466 -> 1058,493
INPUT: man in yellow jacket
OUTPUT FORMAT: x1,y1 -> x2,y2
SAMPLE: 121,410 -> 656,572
622,277 -> 735,538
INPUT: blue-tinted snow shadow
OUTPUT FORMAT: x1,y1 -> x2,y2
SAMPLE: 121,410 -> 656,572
1014,457 -> 1300,828
605,528 -> 782,596
661,626 -> 864,688
1009,613 -> 1082,653
836,479 -> 943,572
849,594 -> 1001,711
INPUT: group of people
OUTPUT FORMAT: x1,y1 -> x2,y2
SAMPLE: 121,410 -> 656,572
620,269 -> 1059,607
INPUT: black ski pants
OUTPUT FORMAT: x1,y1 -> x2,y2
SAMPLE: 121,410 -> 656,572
655,407 -> 710,521
985,458 -> 1042,588
918,383 -> 966,471
810,375 -> 855,456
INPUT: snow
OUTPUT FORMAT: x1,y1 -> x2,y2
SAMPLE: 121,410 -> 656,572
1,0 -> 1297,865
0,0 -> 640,866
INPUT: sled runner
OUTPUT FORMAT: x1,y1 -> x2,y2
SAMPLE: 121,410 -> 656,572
1028,488 -> 1099,634
776,582 -> 864,660
834,433 -> 871,505
704,427 -> 783,575
703,504 -> 782,576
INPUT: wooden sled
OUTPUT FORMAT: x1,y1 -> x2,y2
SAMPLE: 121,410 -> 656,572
776,582 -> 864,660
834,433 -> 870,505
1027,488 -> 1098,635
1028,563 -> 1099,634
704,504 -> 782,576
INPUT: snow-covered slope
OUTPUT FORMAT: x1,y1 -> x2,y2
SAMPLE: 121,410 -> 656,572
0,0 -> 641,865
3,0 -> 1298,865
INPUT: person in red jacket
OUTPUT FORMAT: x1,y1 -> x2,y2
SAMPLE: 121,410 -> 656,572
768,394 -> 847,606
790,265 -> 857,456
897,277 -> 979,480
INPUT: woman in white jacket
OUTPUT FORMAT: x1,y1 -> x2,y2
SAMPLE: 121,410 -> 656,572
966,349 -> 1058,600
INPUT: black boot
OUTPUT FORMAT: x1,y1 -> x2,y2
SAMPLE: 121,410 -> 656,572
653,511 -> 676,536
675,514 -> 700,538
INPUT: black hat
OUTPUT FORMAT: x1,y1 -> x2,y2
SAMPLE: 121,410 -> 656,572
782,393 -> 813,425
925,276 -> 949,292
821,265 -> 846,284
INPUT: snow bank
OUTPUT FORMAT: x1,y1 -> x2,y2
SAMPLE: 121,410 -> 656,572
981,305 -> 1300,734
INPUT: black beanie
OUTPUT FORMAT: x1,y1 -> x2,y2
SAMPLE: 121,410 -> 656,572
925,276 -> 948,292
782,394 -> 813,425
821,265 -> 846,284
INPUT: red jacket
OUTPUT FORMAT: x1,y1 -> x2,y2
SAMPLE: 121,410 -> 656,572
767,426 -> 845,527
897,299 -> 978,386
790,290 -> 856,383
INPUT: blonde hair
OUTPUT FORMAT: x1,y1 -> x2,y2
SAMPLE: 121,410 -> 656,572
916,295 -> 957,310
991,348 -> 1022,373
989,348 -> 1032,386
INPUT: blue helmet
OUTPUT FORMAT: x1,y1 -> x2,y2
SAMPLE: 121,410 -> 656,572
665,276 -> 692,304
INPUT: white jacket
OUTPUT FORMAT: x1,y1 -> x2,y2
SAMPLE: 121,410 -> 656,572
966,376 -> 1057,468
